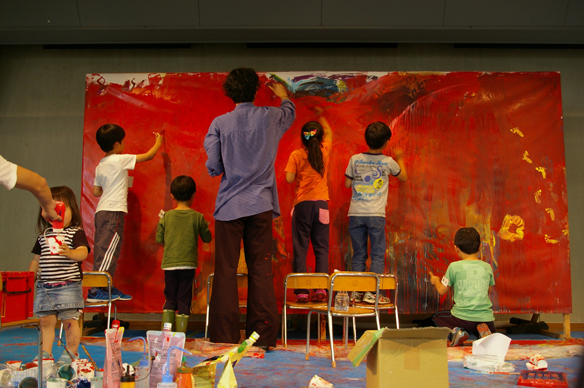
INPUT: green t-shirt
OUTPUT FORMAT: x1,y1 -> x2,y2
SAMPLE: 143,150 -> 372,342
444,259 -> 495,322
156,209 -> 212,269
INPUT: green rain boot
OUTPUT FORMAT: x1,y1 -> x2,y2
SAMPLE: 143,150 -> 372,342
175,314 -> 190,334
161,309 -> 176,331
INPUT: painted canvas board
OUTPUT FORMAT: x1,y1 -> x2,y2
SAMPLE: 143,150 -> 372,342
82,71 -> 570,314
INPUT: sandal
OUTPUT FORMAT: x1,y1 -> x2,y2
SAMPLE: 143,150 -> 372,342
311,289 -> 327,302
295,293 -> 309,303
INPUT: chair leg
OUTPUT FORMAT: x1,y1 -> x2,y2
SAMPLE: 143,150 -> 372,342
375,311 -> 380,330
344,317 -> 349,349
352,317 -> 357,343
306,311 -> 312,361
328,313 -> 336,368
205,304 -> 210,338
317,314 -> 321,343
395,308 -> 400,329
282,306 -> 287,348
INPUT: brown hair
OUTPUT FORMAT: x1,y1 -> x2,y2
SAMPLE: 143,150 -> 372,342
36,186 -> 83,234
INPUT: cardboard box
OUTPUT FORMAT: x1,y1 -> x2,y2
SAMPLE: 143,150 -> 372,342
347,327 -> 451,388
1,271 -> 35,323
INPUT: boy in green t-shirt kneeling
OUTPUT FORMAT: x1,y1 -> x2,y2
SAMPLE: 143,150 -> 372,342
428,227 -> 496,347
156,176 -> 212,333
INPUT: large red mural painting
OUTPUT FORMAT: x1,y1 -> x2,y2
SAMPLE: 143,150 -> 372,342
82,71 -> 571,315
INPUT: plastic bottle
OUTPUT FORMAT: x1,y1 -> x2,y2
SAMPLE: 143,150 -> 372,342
128,337 -> 150,388
120,365 -> 136,388
175,357 -> 191,388
157,347 -> 191,388
227,331 -> 260,368
335,291 -> 349,312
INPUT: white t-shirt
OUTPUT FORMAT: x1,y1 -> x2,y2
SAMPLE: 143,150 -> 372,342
94,154 -> 136,213
0,155 -> 18,190
345,153 -> 401,217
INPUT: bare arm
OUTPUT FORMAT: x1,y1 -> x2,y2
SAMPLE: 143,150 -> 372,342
15,166 -> 60,222
93,186 -> 103,197
286,172 -> 296,184
29,255 -> 40,273
268,83 -> 289,101
393,148 -> 408,182
429,271 -> 449,296
318,114 -> 333,144
344,176 -> 353,188
58,245 -> 89,262
136,132 -> 164,163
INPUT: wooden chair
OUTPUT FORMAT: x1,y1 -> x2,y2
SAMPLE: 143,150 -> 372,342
281,273 -> 329,347
204,273 -> 247,339
305,271 -> 380,367
81,271 -> 116,333
350,273 -> 400,342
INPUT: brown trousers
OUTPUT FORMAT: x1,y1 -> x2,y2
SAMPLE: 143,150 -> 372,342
209,210 -> 280,347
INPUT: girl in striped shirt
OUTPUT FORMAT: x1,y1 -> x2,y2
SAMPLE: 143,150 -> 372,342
29,186 -> 89,362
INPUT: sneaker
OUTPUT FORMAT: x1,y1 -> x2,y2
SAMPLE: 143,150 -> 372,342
352,292 -> 364,303
295,293 -> 309,303
56,349 -> 78,365
477,323 -> 492,338
32,351 -> 53,363
112,287 -> 132,301
87,288 -> 120,303
311,289 -> 327,303
449,327 -> 469,347
362,291 -> 392,305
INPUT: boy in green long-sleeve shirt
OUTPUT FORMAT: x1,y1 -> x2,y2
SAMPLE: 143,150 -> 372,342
156,175 -> 212,332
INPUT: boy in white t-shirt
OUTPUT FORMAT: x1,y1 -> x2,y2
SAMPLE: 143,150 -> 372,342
87,124 -> 163,302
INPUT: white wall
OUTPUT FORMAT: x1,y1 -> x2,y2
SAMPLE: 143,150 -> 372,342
1,44 -> 582,323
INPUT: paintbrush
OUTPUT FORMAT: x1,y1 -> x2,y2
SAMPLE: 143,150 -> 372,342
81,344 -> 97,370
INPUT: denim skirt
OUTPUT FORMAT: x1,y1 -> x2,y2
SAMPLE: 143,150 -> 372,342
33,281 -> 84,313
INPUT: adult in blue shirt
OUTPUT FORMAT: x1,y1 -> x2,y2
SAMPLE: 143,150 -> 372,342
204,68 -> 295,348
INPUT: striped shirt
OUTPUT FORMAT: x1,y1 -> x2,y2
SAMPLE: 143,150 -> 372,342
31,226 -> 90,283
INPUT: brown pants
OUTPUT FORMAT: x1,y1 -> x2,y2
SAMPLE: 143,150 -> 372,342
209,210 -> 279,347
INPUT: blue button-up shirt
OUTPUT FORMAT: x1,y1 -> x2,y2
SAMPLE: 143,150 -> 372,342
204,99 -> 296,221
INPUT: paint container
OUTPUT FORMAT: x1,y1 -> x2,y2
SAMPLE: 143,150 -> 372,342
157,347 -> 192,388
51,202 -> 66,233
120,366 -> 135,388
71,359 -> 94,379
90,377 -> 103,388
57,364 -> 75,381
127,337 -> 149,388
5,363 -> 21,371
17,377 -> 37,388
46,379 -> 67,388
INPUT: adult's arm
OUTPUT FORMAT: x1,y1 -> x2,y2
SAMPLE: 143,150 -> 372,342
204,119 -> 225,177
15,166 -> 60,222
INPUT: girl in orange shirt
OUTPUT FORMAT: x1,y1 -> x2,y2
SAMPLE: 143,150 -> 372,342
284,113 -> 332,303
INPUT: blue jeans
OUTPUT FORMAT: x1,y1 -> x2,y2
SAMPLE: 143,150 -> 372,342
349,216 -> 386,274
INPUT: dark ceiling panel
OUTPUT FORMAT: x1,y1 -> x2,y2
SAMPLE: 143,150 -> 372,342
78,0 -> 199,27
322,0 -> 446,27
566,0 -> 584,27
199,0 -> 320,26
0,0 -> 79,27
445,0 -> 569,27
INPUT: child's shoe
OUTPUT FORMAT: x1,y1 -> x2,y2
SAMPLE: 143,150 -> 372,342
477,323 -> 492,338
311,289 -> 327,303
362,292 -> 392,305
32,351 -> 53,363
352,292 -> 364,303
112,287 -> 132,301
87,288 -> 120,302
449,327 -> 469,347
295,293 -> 309,303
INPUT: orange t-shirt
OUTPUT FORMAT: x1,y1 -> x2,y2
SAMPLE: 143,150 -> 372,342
285,140 -> 331,207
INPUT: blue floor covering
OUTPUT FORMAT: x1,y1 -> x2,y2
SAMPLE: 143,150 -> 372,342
1,327 -> 582,388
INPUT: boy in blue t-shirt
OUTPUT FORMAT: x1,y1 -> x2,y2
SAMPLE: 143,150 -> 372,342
429,227 -> 496,346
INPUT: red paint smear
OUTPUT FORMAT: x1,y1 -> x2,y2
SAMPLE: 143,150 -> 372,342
81,71 -> 570,315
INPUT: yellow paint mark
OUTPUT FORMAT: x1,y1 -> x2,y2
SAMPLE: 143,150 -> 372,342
536,167 -> 546,179
522,151 -> 532,164
356,185 -> 376,194
545,208 -> 555,221
562,229 -> 569,237
544,235 -> 559,244
510,127 -> 524,137
498,214 -> 525,242
534,190 -> 542,204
